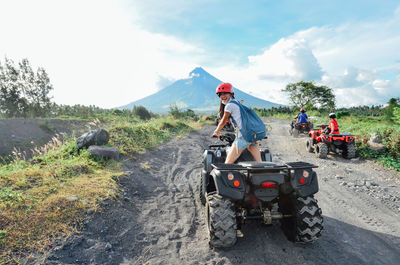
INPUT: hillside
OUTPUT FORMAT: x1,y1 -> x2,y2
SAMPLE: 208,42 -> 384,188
119,67 -> 280,113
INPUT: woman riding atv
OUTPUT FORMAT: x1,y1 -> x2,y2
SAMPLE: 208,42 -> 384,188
212,83 -> 262,164
323,112 -> 340,134
291,107 -> 310,128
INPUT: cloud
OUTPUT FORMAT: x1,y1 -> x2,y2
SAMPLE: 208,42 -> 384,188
0,0 -> 205,108
322,67 -> 378,88
212,9 -> 400,107
250,38 -> 324,82
395,5 -> 400,15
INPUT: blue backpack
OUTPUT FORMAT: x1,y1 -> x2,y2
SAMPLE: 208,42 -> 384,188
229,100 -> 266,142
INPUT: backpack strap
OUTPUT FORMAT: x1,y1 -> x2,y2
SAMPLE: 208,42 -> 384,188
227,99 -> 241,126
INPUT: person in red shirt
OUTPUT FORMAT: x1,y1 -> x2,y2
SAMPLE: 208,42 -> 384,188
328,113 -> 340,134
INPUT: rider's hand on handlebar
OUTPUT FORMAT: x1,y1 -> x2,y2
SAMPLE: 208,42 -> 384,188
212,130 -> 219,138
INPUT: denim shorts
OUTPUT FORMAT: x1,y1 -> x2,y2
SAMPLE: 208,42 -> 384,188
233,136 -> 258,150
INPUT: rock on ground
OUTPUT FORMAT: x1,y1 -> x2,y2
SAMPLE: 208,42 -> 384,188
88,145 -> 120,160
77,129 -> 109,149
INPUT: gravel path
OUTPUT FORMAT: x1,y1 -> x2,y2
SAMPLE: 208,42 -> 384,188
36,119 -> 400,265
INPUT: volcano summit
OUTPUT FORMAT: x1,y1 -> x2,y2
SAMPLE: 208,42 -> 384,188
119,67 -> 280,113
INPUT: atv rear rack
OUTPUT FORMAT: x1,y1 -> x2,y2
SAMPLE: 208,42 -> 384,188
211,161 -> 317,172
285,162 -> 318,169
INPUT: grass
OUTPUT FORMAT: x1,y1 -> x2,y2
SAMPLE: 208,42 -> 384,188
339,116 -> 400,171
108,117 -> 200,156
0,139 -> 122,264
0,113 -> 209,264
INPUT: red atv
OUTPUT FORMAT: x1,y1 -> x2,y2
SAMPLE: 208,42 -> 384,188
306,125 -> 356,159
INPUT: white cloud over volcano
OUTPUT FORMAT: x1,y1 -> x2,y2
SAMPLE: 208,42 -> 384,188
214,6 -> 400,107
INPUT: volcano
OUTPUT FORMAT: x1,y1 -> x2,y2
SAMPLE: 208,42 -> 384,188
119,67 -> 280,112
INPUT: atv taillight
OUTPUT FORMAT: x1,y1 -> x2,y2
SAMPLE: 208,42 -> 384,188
299,177 -> 306,184
260,182 -> 276,188
233,180 -> 240,187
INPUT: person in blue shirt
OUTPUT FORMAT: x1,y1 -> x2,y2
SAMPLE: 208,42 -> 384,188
296,108 -> 309,123
291,108 -> 310,130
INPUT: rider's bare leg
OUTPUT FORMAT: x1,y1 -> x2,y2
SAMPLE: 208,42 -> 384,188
225,146 -> 244,164
247,145 -> 262,162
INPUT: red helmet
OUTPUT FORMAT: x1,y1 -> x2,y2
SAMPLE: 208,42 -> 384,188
216,83 -> 234,95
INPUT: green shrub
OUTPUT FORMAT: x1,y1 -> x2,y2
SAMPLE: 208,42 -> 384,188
336,110 -> 350,118
132,105 -> 151,120
392,107 -> 400,124
169,104 -> 198,120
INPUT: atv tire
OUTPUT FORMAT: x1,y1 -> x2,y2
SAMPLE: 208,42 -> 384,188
280,196 -> 323,243
199,171 -> 207,205
342,143 -> 356,159
206,193 -> 237,248
293,128 -> 299,137
315,143 -> 328,159
306,139 -> 314,153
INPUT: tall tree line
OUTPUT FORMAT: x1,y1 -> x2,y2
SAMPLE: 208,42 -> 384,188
0,57 -> 53,117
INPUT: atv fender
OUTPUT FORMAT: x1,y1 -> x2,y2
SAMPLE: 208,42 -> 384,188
291,169 -> 319,197
210,169 -> 246,201
203,150 -> 226,173
203,150 -> 213,173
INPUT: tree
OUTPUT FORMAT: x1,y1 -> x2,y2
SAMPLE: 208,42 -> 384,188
0,57 -> 53,117
392,107 -> 400,124
384,97 -> 400,121
282,81 -> 336,110
32,67 -> 53,116
0,58 -> 28,117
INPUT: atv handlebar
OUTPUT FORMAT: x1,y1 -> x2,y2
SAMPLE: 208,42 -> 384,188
212,133 -> 236,145
212,132 -> 267,146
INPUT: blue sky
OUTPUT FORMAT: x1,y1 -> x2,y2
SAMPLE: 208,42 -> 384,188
0,0 -> 399,108
131,0 -> 399,65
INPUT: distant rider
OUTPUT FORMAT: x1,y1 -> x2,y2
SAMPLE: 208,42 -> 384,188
212,83 -> 262,164
296,108 -> 309,123
323,113 -> 340,134
328,112 -> 340,134
291,107 -> 309,129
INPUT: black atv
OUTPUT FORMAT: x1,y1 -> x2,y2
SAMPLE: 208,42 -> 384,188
289,120 -> 313,137
199,133 -> 323,247
200,132 -> 271,206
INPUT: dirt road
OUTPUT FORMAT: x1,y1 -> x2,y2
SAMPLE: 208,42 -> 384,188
38,119 -> 400,265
